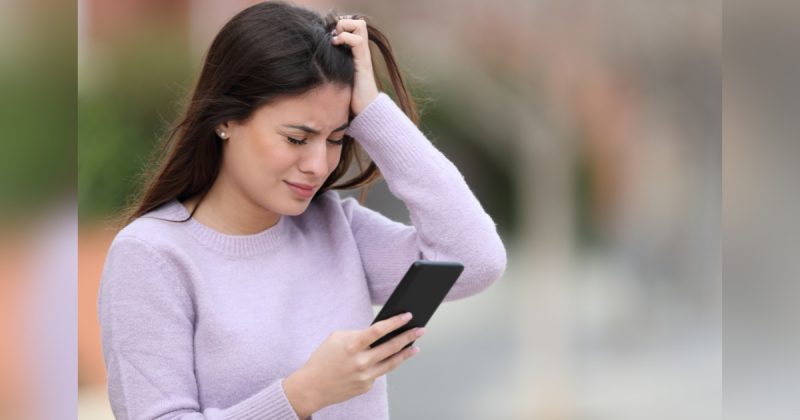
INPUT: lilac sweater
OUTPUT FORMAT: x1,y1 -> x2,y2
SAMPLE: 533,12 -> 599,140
98,92 -> 507,420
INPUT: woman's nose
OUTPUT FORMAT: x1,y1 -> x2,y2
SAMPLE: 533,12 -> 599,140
298,141 -> 329,176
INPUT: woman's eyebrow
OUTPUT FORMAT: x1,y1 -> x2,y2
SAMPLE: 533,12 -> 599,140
283,121 -> 350,134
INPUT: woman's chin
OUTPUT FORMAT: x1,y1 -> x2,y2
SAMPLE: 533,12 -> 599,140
279,200 -> 312,216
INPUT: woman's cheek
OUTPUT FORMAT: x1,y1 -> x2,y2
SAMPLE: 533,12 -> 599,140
328,151 -> 341,174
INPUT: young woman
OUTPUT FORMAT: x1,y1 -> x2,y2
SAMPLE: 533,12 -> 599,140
97,1 -> 507,419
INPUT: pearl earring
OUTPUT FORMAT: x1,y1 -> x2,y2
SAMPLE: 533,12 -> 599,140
217,130 -> 228,139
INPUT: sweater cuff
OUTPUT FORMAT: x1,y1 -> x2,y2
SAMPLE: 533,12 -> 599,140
222,378 -> 300,419
345,92 -> 444,175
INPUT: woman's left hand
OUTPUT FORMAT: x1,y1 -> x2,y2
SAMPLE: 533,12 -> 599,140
331,16 -> 379,116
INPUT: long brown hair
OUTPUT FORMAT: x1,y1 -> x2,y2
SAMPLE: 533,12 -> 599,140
117,0 -> 420,228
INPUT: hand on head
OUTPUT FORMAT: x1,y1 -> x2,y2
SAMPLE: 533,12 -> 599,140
330,16 -> 380,116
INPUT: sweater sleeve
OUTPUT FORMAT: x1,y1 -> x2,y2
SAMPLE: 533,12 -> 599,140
97,236 -> 301,420
342,92 -> 507,305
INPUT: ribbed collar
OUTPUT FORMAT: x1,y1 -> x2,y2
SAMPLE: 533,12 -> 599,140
156,199 -> 291,256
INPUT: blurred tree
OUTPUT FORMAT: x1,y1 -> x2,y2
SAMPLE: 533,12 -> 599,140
78,26 -> 192,221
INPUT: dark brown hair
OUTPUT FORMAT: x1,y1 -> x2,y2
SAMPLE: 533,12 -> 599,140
117,0 -> 419,228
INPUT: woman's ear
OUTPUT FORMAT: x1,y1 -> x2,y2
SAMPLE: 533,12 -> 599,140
215,122 -> 231,140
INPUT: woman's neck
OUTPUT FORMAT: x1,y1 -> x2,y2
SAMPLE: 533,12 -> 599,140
182,177 -> 281,235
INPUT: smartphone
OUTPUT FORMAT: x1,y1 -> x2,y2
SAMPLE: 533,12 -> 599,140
369,260 -> 464,349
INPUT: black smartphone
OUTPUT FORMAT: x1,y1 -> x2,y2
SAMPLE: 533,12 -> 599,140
369,260 -> 464,349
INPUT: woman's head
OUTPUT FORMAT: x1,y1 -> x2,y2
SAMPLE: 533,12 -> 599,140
216,82 -> 351,217
121,0 -> 420,226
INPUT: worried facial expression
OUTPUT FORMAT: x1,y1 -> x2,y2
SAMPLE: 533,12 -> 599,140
218,83 -> 352,216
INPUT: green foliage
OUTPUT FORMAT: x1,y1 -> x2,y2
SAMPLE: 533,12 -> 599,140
0,19 -> 76,221
78,28 -> 193,221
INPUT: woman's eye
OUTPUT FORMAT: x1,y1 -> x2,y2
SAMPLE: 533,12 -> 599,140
286,137 -> 345,146
286,137 -> 307,145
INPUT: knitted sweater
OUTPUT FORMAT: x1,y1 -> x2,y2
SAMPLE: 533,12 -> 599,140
98,92 -> 507,419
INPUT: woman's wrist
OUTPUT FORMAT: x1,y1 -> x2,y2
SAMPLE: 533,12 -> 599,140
283,369 -> 320,419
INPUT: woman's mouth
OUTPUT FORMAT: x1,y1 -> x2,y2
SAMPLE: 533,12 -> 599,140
285,181 -> 315,199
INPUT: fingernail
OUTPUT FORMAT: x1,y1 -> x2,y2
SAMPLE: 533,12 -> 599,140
411,347 -> 420,355
330,29 -> 337,35
402,312 -> 412,321
331,36 -> 338,43
415,328 -> 426,337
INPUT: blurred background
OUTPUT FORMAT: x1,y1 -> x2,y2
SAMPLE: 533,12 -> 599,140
16,0 -> 800,419
73,0 -> 721,419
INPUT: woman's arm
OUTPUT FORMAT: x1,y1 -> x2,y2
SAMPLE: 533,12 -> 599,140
98,236 -> 302,420
342,93 -> 508,305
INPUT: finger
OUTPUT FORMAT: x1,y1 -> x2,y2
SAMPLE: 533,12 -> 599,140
369,345 -> 420,378
360,312 -> 412,349
330,31 -> 365,48
334,17 -> 367,36
368,326 -> 425,364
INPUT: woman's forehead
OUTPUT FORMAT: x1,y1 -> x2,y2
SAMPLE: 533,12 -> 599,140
258,85 -> 351,128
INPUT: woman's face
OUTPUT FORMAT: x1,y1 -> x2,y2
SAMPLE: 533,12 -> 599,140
219,83 -> 352,216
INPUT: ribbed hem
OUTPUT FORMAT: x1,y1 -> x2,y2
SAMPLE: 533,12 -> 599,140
159,199 -> 291,256
345,92 -> 445,175
223,378 -> 300,420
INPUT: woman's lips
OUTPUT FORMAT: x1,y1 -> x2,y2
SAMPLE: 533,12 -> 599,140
285,181 -> 315,198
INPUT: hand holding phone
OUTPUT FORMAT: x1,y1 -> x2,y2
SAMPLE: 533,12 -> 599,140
286,260 -> 464,416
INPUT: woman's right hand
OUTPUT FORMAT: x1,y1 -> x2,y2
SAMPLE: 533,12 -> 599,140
283,312 -> 424,418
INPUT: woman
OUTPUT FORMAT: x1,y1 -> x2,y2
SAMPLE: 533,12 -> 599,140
98,1 -> 507,419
